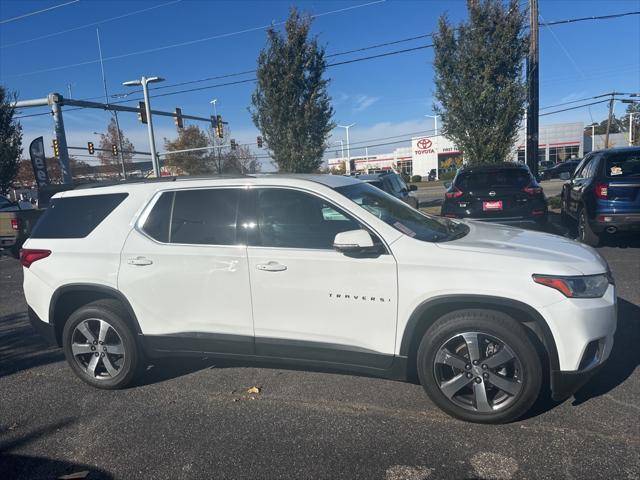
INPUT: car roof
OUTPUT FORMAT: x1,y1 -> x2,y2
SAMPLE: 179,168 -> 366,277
356,174 -> 388,181
56,173 -> 364,198
592,146 -> 640,156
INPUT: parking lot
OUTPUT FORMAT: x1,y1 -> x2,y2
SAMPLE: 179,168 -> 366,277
1,215 -> 639,480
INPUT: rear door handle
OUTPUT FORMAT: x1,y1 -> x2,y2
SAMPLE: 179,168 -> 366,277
256,262 -> 287,272
127,256 -> 153,266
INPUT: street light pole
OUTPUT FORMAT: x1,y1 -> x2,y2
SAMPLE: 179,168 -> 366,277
630,112 -> 637,146
210,99 -> 222,173
338,123 -> 355,175
425,114 -> 438,136
123,76 -> 165,177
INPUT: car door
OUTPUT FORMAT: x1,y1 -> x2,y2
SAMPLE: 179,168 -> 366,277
564,155 -> 591,217
244,187 -> 398,368
118,187 -> 254,354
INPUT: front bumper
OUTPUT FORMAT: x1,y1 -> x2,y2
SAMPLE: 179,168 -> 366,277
551,363 -> 604,401
28,307 -> 58,346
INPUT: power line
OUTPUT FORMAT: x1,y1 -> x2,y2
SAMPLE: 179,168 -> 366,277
539,11 -> 640,26
540,99 -> 610,116
0,0 -> 182,49
0,0 -> 80,25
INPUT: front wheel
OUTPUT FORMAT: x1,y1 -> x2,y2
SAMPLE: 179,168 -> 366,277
62,299 -> 141,389
417,309 -> 542,424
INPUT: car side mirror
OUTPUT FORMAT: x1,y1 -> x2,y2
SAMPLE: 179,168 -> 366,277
333,229 -> 378,256
409,184 -> 418,191
444,182 -> 451,189
559,172 -> 571,180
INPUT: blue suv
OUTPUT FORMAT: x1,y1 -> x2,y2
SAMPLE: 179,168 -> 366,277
561,146 -> 640,246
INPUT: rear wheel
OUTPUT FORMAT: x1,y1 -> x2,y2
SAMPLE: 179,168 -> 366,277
62,299 -> 141,389
417,309 -> 542,424
578,208 -> 600,247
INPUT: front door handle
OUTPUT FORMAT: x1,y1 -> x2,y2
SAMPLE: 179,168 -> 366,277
127,256 -> 153,266
256,262 -> 287,272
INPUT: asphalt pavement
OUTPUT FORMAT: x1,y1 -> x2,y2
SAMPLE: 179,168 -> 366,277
0,223 -> 638,480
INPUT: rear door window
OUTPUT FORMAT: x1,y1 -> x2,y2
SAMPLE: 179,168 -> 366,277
605,152 -> 640,178
30,193 -> 128,238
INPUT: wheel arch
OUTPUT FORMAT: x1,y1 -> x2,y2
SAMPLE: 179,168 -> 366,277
49,283 -> 142,346
400,295 -> 560,382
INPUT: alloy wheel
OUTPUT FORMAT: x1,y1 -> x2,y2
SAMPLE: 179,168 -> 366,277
433,332 -> 523,413
71,318 -> 125,380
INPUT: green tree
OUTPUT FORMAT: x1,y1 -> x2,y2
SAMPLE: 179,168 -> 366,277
432,0 -> 527,165
164,125 -> 213,175
250,8 -> 335,172
0,86 -> 23,194
97,118 -> 135,174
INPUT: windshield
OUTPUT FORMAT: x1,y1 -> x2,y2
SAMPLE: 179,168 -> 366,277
335,182 -> 469,242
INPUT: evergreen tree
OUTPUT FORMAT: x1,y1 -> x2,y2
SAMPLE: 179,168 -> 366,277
0,86 -> 23,194
250,8 -> 335,172
433,0 -> 527,165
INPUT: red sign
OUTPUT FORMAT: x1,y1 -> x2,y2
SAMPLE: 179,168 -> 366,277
483,201 -> 503,211
417,138 -> 432,150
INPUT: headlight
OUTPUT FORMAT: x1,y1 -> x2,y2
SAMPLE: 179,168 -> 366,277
532,274 -> 611,298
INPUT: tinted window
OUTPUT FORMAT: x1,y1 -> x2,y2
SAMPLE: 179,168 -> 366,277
142,192 -> 173,242
455,170 -> 531,190
582,158 -> 599,179
31,193 -> 127,239
336,182 -> 468,243
169,189 -> 240,245
572,155 -> 591,178
255,189 -> 360,249
605,151 -> 640,178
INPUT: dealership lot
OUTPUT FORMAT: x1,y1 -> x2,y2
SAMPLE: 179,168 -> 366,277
0,229 -> 639,479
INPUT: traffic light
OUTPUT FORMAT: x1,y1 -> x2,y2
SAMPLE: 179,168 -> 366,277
230,139 -> 237,150
174,107 -> 183,129
52,138 -> 60,157
137,101 -> 147,124
87,142 -> 94,155
112,144 -> 118,157
256,136 -> 263,148
216,115 -> 224,138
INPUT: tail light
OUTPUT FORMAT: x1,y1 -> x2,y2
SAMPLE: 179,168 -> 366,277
445,187 -> 464,199
20,249 -> 51,268
523,184 -> 543,195
10,218 -> 19,230
595,182 -> 608,200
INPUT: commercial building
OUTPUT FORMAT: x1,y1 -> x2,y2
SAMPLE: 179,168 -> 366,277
328,121 -> 629,178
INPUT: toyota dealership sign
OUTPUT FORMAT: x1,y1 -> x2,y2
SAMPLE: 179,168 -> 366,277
412,136 -> 438,179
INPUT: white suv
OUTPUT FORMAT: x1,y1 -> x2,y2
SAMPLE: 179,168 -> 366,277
22,175 -> 617,423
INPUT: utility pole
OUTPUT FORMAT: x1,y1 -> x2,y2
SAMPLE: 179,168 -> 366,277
97,28 -> 126,179
210,99 -> 223,173
630,112 -> 638,146
49,93 -> 73,184
526,0 -> 539,177
338,123 -> 355,175
604,93 -> 615,149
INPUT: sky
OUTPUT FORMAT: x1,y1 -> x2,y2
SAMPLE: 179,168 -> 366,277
0,0 -> 639,168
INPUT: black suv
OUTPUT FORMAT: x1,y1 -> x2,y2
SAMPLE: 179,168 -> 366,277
561,147 -> 640,246
539,160 -> 580,181
441,163 -> 547,224
356,172 -> 419,208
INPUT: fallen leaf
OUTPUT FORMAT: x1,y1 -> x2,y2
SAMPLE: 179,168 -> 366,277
246,386 -> 261,394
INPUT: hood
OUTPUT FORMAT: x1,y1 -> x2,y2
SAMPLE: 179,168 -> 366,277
436,220 -> 608,275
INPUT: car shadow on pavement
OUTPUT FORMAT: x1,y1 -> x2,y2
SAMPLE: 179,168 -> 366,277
0,312 -> 64,378
572,298 -> 640,405
0,418 -> 113,480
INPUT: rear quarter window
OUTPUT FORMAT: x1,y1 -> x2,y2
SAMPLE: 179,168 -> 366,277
30,193 -> 128,239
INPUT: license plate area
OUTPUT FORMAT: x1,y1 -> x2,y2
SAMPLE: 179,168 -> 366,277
483,200 -> 503,211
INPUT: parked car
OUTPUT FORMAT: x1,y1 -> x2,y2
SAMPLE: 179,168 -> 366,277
357,171 -> 419,208
539,160 -> 580,181
539,160 -> 555,171
22,175 -> 615,424
0,195 -> 36,256
561,146 -> 640,246
441,163 -> 548,225
427,169 -> 437,181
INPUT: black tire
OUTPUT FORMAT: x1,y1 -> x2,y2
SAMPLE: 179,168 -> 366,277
578,207 -> 600,247
417,309 -> 542,424
62,299 -> 142,389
